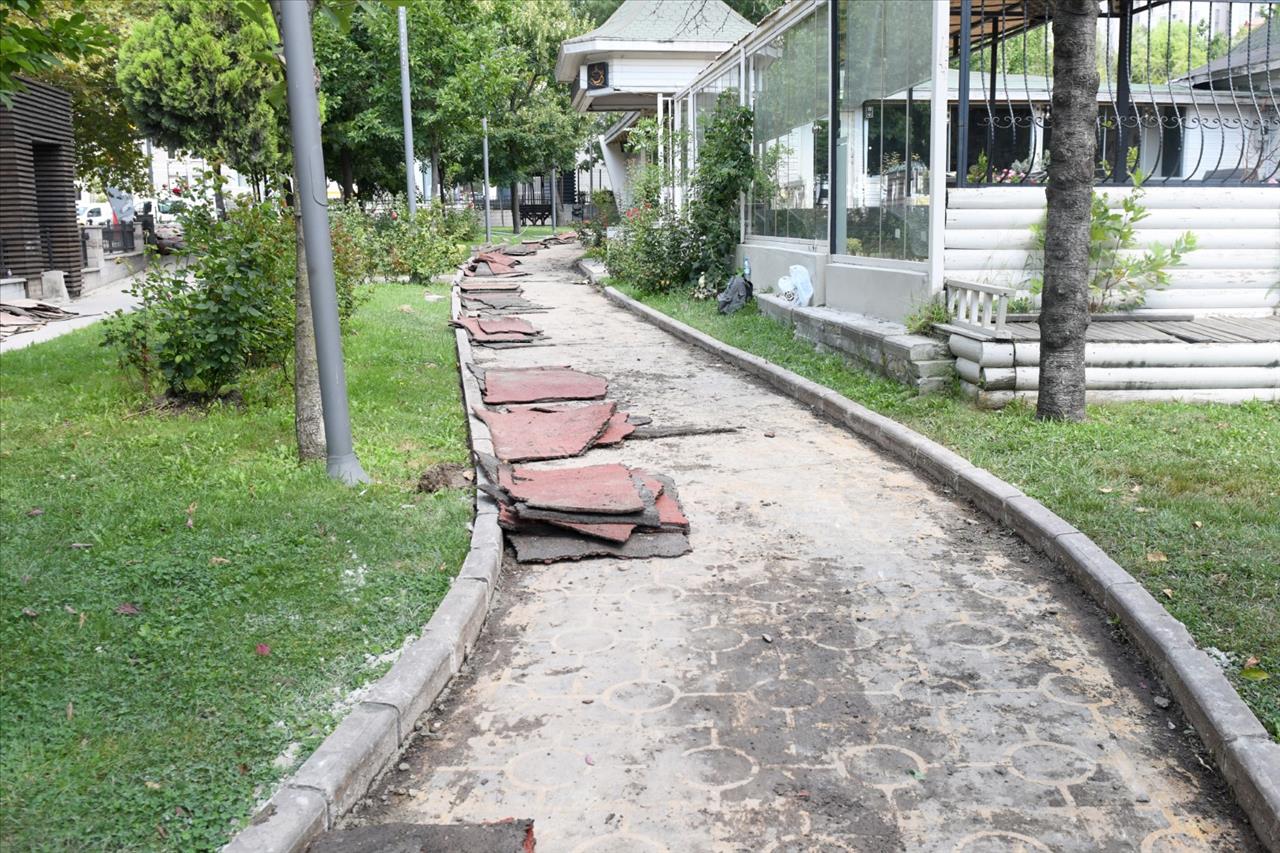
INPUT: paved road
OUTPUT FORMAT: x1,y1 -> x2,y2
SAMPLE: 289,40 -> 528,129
356,245 -> 1256,851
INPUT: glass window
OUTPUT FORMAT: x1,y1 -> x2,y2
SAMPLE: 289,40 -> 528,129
747,6 -> 829,242
833,0 -> 933,261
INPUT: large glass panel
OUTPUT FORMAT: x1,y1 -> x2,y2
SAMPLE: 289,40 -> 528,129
834,0 -> 933,261
747,5 -> 829,242
694,67 -> 740,152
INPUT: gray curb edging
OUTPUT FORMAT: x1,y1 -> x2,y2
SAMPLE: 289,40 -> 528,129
222,271 -> 503,853
599,282 -> 1280,852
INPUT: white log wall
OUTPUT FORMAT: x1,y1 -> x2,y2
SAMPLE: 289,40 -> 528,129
946,187 -> 1280,315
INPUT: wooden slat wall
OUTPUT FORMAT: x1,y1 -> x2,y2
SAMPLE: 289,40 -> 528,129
0,79 -> 83,297
945,187 -> 1280,316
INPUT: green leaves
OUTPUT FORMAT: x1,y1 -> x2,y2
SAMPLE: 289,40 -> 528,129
0,0 -> 112,107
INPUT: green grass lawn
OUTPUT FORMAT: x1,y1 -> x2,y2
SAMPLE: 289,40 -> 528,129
622,286 -> 1279,739
482,224 -> 567,246
0,286 -> 471,850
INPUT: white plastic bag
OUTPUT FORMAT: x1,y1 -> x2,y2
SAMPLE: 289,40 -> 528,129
788,264 -> 813,307
775,274 -> 794,301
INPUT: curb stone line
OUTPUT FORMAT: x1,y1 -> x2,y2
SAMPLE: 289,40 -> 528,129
595,279 -> 1280,853
222,269 -> 503,853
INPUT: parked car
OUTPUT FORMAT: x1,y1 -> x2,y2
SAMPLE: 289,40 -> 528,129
77,204 -> 114,227
151,221 -> 185,254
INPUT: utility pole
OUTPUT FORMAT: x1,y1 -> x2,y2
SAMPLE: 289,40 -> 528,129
398,6 -> 416,216
278,0 -> 369,485
482,117 -> 492,243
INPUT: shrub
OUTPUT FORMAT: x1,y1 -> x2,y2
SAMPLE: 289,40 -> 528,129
103,199 -> 368,399
1027,171 -> 1196,312
687,92 -> 757,288
329,198 -> 475,284
605,198 -> 694,293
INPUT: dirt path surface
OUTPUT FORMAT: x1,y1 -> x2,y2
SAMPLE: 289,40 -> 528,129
356,245 -> 1256,851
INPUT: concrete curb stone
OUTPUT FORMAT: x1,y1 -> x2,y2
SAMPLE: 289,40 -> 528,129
600,282 -> 1280,852
222,268 -> 504,853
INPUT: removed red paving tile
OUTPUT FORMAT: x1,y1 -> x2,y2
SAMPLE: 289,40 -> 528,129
505,463 -> 644,514
479,366 -> 608,404
475,402 -> 615,462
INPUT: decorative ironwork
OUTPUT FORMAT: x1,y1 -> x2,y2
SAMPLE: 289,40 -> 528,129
955,0 -> 1279,186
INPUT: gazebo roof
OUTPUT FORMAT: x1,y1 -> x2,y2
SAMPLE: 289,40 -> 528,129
562,0 -> 753,47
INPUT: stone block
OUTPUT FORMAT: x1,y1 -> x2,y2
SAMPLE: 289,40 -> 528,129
1001,495 -> 1078,554
1162,647 -> 1272,757
424,578 -> 489,668
956,467 -> 1024,520
290,704 -> 398,817
363,636 -> 455,741
224,786 -> 328,853
1221,738 -> 1280,852
1104,581 -> 1196,671
1046,532 -> 1134,604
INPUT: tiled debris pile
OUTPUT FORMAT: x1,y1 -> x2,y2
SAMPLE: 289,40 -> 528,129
477,454 -> 691,563
463,363 -> 690,563
0,299 -> 79,340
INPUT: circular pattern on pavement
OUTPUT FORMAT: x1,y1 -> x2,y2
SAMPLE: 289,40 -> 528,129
553,627 -> 615,654
1007,741 -> 1097,786
603,680 -> 679,713
682,745 -> 758,791
841,744 -> 928,787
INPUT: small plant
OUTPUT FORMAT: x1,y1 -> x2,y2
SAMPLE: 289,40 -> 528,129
904,297 -> 950,335
1027,171 -> 1196,312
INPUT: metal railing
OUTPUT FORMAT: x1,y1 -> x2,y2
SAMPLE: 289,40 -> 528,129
954,0 -> 1280,187
101,223 -> 136,254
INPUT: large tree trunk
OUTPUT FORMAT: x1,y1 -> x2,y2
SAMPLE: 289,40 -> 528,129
339,150 -> 354,202
510,181 -> 521,235
1036,0 -> 1098,422
292,202 -> 327,460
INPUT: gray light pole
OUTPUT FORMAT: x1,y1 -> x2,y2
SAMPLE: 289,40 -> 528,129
398,6 -> 416,216
279,0 -> 369,485
550,167 -> 557,230
482,117 -> 492,243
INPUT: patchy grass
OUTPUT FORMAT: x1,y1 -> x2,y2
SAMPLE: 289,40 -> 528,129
622,285 -> 1280,739
0,285 -> 471,850
484,224 -> 564,246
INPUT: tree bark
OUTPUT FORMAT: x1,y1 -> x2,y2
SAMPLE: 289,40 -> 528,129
292,200 -> 326,460
1037,0 -> 1098,422
432,143 -> 443,202
340,149 -> 354,202
510,180 -> 521,235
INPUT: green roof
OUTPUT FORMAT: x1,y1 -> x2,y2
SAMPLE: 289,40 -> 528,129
565,0 -> 754,45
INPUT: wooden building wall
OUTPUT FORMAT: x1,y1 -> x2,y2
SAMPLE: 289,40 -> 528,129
0,79 -> 83,297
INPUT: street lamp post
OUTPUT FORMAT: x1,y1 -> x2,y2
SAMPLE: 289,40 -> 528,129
398,6 -> 416,216
482,117 -> 492,244
550,167 -> 557,230
278,0 -> 369,485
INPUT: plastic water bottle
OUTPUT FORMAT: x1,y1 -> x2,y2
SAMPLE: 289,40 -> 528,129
742,257 -> 751,280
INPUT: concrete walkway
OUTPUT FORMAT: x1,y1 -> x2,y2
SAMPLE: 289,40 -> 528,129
0,275 -> 142,354
358,245 -> 1256,851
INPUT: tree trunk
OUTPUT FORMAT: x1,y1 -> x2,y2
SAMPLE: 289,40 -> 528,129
432,143 -> 443,203
1036,0 -> 1098,422
340,150 -> 354,202
213,162 -> 227,220
510,181 -> 521,235
292,188 -> 327,460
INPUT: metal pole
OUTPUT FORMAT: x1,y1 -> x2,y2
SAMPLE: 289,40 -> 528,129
957,0 -> 972,187
279,0 -> 369,485
550,167 -> 557,230
1113,0 -> 1134,183
398,6 -> 417,215
482,117 -> 492,243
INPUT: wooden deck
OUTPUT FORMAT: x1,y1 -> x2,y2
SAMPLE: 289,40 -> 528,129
979,316 -> 1280,344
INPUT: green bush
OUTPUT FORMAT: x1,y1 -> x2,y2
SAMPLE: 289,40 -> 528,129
687,92 -> 756,287
605,197 -> 694,293
102,200 -> 364,399
329,198 -> 475,284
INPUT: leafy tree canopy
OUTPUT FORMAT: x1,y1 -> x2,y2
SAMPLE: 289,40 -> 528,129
0,0 -> 111,106
117,0 -> 283,179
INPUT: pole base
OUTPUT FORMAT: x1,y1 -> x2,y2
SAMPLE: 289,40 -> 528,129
327,452 -> 371,485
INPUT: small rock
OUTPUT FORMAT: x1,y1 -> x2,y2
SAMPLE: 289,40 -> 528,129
1154,696 -> 1171,709
1135,791 -> 1151,803
398,762 -> 410,772
761,634 -> 773,644
581,698 -> 594,705
430,720 -> 443,732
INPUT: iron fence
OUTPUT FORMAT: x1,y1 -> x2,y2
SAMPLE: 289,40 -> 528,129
954,0 -> 1279,186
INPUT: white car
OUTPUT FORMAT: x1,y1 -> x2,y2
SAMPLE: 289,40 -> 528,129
78,204 -> 114,227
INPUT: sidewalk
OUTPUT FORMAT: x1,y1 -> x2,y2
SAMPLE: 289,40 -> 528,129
1,269 -> 150,354
356,245 -> 1256,851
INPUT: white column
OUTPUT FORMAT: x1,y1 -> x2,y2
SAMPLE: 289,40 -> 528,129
927,0 -> 950,296
600,137 -> 629,209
